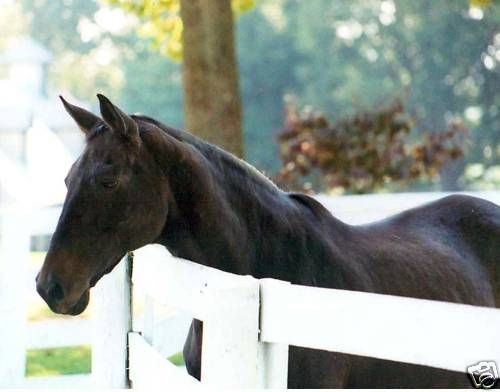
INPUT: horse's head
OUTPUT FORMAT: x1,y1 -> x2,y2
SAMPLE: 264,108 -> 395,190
36,95 -> 169,315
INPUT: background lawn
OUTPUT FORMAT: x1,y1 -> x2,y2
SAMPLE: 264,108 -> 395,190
26,346 -> 91,377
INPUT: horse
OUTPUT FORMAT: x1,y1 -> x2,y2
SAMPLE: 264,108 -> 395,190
36,94 -> 500,388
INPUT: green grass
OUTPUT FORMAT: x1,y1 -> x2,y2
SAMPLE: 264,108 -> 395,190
26,346 -> 91,377
167,351 -> 185,366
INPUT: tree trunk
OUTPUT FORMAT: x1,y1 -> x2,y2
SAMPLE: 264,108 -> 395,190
179,0 -> 211,141
180,0 -> 244,158
203,0 -> 244,158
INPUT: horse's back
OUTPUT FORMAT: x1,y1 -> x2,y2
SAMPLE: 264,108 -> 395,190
347,195 -> 498,308
397,194 -> 500,230
290,195 -> 499,388
380,194 -> 499,305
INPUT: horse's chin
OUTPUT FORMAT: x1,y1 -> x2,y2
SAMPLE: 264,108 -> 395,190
57,289 -> 90,316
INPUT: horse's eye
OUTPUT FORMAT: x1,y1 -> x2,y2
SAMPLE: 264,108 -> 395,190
102,179 -> 119,189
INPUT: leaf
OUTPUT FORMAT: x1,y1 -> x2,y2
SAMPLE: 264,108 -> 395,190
102,0 -> 254,61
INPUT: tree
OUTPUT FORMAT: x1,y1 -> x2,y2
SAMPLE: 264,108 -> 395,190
179,0 -> 243,156
106,0 -> 253,157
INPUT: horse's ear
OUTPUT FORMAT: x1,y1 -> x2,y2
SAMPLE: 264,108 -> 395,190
97,94 -> 139,143
60,96 -> 100,134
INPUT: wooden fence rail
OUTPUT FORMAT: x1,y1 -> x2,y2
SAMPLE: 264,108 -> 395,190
260,279 -> 500,373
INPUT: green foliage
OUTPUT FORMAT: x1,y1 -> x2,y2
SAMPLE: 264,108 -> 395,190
470,0 -> 492,8
276,99 -> 467,194
237,7 -> 301,171
167,351 -> 185,366
103,0 -> 254,61
278,0 -> 499,183
107,32 -> 184,126
26,346 -> 91,377
461,163 -> 500,190
20,0 -> 124,102
21,0 -> 99,55
104,0 -> 182,60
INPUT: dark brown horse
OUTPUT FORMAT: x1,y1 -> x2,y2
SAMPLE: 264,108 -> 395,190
36,95 -> 500,388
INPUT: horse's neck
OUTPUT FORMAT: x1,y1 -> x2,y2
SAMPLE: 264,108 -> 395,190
151,131 -> 352,283
151,141 -> 257,274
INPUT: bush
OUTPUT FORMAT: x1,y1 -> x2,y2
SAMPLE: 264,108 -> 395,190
275,98 -> 467,194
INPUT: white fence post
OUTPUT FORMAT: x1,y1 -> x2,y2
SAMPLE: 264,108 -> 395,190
201,276 -> 260,388
257,279 -> 290,389
0,208 -> 29,387
91,254 -> 132,388
143,295 -> 155,345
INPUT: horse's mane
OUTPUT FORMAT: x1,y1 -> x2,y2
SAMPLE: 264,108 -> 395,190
133,114 -> 283,195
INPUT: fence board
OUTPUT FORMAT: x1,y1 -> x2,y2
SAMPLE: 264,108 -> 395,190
26,319 -> 91,350
201,277 -> 260,387
132,245 -> 255,320
23,374 -> 91,389
257,279 -> 290,389
91,256 -> 132,388
260,279 -> 500,373
0,209 -> 29,387
128,332 -> 200,389
141,311 -> 192,359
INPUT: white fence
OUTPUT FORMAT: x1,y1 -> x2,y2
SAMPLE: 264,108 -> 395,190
1,191 -> 499,388
0,206 -> 95,388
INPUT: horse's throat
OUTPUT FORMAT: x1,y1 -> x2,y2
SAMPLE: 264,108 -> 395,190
156,214 -> 249,275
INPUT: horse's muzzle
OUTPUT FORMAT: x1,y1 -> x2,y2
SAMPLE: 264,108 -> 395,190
36,273 -> 90,315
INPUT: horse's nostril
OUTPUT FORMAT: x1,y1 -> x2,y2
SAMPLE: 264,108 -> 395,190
48,280 -> 65,302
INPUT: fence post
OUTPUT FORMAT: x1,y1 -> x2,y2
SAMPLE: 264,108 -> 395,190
143,295 -> 155,345
257,278 -> 290,388
0,208 -> 29,387
201,276 -> 260,388
91,253 -> 132,388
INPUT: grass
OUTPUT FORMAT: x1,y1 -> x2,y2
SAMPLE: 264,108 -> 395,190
26,346 -> 91,377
